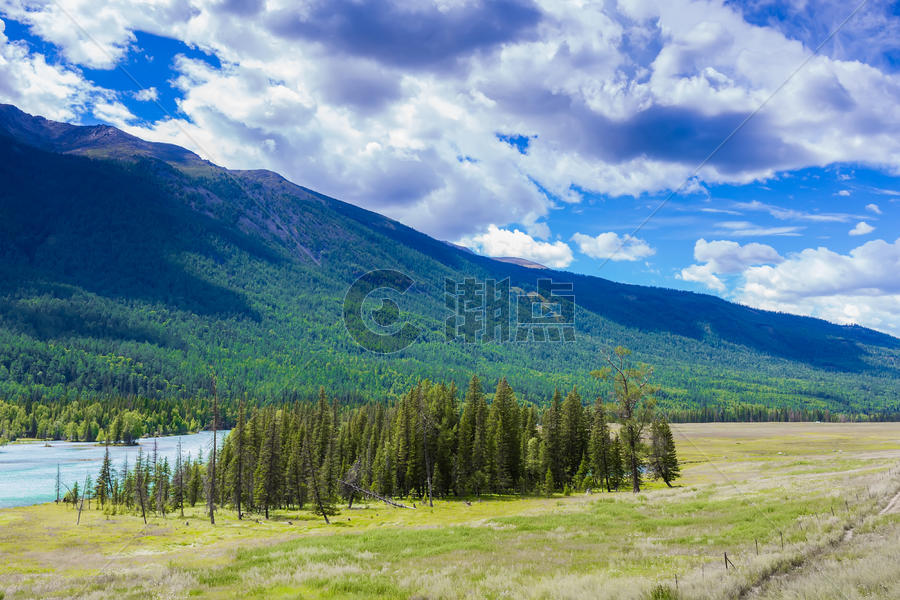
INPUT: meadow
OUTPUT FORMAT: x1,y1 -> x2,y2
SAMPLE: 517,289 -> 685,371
1,422 -> 899,600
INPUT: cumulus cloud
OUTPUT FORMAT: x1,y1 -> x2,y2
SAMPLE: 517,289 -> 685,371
679,263 -> 727,292
571,232 -> 655,262
739,238 -> 900,335
458,225 -> 573,268
849,221 -> 875,236
134,86 -> 158,102
865,203 -> 882,214
0,18 -> 109,120
265,0 -> 541,71
2,0 -> 900,244
678,238 -> 782,291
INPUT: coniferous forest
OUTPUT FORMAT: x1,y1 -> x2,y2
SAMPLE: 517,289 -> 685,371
1,106 -> 899,437
67,361 -> 682,521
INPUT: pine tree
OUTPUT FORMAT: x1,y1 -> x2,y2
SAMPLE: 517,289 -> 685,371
543,466 -> 555,497
649,420 -> 680,487
588,397 -> 612,492
188,452 -> 203,507
560,386 -> 586,483
286,427 -> 307,509
173,438 -> 185,517
253,410 -> 280,519
455,376 -> 479,494
231,399 -> 246,519
489,378 -> 520,492
609,435 -> 625,491
95,444 -> 113,506
471,378 -> 489,495
134,448 -> 148,523
542,389 -> 563,489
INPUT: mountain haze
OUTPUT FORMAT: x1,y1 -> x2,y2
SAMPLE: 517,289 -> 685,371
1,104 -> 898,416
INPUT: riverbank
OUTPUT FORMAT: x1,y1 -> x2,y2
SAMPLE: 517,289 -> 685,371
0,430 -> 229,509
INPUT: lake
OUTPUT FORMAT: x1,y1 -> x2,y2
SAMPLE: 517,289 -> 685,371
0,430 -> 229,508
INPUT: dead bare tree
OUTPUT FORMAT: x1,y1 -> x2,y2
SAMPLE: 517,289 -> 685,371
418,387 -> 434,508
208,374 -> 218,525
340,479 -> 415,509
76,474 -> 90,525
135,448 -> 148,525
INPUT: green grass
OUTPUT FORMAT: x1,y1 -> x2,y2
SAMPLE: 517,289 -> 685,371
2,422 -> 900,599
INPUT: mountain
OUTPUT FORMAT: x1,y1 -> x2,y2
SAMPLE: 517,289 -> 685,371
1,104 -> 898,417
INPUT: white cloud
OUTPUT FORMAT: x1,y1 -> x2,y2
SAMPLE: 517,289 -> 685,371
837,189 -> 850,196
679,262 -> 726,292
678,238 -> 782,292
739,238 -> 900,335
571,232 -> 655,262
693,238 -> 783,273
0,18 -> 106,121
849,221 -> 875,236
134,86 -> 158,102
866,203 -> 882,214
2,0 -> 900,243
733,200 -> 857,223
458,225 -> 573,269
715,221 -> 804,237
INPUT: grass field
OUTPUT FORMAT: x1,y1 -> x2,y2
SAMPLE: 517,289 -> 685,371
2,422 -> 900,599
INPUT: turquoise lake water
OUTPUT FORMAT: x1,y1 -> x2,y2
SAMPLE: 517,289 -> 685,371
0,430 -> 229,508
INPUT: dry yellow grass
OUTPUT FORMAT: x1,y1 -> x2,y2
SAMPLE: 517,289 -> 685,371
1,422 -> 900,599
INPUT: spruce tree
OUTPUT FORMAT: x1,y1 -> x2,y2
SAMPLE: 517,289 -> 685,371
253,410 -> 280,519
588,397 -> 612,492
489,378 -> 520,492
649,419 -> 680,487
560,386 -> 585,483
173,438 -> 185,517
609,435 -> 625,491
95,444 -> 113,507
543,466 -> 555,497
231,399 -> 246,519
542,389 -> 563,489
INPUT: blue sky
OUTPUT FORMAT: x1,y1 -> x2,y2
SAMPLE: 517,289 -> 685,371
0,0 -> 898,335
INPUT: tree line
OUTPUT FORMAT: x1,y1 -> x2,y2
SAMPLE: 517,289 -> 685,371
64,349 -> 680,521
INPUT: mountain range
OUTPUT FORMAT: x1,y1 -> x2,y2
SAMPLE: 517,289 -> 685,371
1,103 -> 898,417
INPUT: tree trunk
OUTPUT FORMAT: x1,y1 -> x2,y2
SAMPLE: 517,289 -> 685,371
630,436 -> 640,493
209,376 -> 218,525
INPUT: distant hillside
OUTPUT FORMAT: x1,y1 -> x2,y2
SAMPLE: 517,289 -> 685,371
1,103 -> 898,416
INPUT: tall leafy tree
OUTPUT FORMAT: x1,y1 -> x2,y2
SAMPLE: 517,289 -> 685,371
593,347 -> 657,493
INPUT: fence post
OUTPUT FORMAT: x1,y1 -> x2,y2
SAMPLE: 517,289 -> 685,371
780,531 -> 784,550
755,538 -> 759,555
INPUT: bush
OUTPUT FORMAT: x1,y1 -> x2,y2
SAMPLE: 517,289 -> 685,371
648,585 -> 679,600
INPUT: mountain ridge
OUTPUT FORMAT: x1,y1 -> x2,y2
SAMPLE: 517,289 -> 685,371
0,104 -> 897,415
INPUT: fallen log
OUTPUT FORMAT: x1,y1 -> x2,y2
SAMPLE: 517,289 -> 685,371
340,480 -> 416,509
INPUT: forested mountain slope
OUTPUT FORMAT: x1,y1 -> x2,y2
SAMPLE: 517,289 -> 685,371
1,103 -> 898,417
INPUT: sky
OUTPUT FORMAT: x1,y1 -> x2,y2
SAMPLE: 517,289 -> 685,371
0,0 -> 898,335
